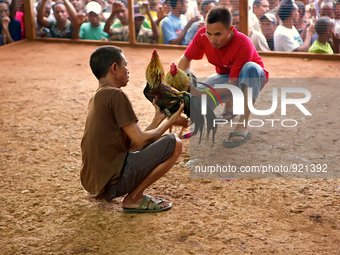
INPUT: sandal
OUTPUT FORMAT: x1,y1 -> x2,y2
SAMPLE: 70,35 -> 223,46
222,132 -> 252,148
123,195 -> 172,214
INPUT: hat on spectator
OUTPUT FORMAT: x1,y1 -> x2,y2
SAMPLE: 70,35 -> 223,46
86,1 -> 102,15
260,12 -> 277,25
134,5 -> 145,18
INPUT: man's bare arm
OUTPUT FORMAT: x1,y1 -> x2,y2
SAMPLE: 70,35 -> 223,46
177,54 -> 191,71
122,104 -> 187,150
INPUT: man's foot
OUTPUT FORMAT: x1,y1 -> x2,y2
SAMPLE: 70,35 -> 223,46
222,125 -> 251,148
217,98 -> 234,119
122,194 -> 172,213
222,132 -> 251,148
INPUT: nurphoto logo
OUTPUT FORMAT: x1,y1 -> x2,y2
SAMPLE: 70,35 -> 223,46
199,84 -> 312,128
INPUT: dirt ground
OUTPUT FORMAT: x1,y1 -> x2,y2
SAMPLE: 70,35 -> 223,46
1,41 -> 340,255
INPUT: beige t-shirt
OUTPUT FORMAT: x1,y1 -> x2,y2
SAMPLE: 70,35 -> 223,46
80,87 -> 138,194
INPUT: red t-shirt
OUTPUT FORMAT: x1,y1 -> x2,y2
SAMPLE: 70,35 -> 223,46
185,27 -> 269,83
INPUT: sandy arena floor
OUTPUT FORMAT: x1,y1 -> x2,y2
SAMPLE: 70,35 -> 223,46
1,41 -> 340,254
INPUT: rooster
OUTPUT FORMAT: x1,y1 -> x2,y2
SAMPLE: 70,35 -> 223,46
165,63 -> 197,92
164,63 -> 197,136
143,49 -> 216,143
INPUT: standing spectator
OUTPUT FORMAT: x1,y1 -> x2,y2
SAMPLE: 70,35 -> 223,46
253,0 -> 270,20
11,0 -> 25,39
72,1 -> 109,40
185,0 -> 200,21
233,10 -> 270,51
274,0 -> 314,52
104,2 -> 159,43
37,0 -> 78,38
335,0 -> 340,27
70,0 -> 85,13
260,12 -> 277,50
249,2 -> 262,33
0,0 -> 21,46
295,1 -> 309,40
161,0 -> 200,45
218,0 -> 232,11
105,0 -> 151,31
186,0 -> 217,45
309,16 -> 339,53
36,0 -> 52,37
320,0 -> 340,32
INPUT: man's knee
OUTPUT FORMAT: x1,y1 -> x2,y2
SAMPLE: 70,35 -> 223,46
172,134 -> 183,157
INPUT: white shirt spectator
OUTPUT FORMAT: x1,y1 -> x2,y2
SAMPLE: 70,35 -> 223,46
274,25 -> 303,52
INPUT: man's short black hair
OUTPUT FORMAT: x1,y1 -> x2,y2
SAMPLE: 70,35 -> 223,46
52,1 -> 65,11
170,0 -> 184,9
206,6 -> 232,28
120,0 -> 128,8
315,16 -> 332,35
277,0 -> 295,21
295,1 -> 305,17
253,0 -> 262,8
90,46 -> 124,80
201,0 -> 217,13
0,0 -> 10,8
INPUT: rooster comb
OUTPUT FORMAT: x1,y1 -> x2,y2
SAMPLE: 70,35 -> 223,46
170,62 -> 178,76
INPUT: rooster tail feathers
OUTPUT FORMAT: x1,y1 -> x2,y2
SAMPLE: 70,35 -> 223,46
185,93 -> 216,145
186,94 -> 204,144
205,105 -> 217,144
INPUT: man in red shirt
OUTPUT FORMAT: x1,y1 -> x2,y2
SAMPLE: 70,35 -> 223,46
178,6 -> 268,148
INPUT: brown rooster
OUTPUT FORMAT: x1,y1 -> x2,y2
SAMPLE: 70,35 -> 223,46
165,63 -> 190,92
143,49 -> 216,143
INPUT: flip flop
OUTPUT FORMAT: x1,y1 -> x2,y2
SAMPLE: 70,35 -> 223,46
217,110 -> 237,121
222,132 -> 252,148
123,195 -> 172,214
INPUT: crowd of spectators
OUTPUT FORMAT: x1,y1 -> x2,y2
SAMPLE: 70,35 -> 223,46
1,0 -> 339,53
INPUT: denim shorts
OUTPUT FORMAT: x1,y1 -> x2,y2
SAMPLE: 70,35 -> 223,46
198,62 -> 266,110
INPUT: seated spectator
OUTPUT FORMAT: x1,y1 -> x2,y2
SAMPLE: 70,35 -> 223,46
0,0 -> 21,46
37,0 -> 78,39
233,10 -> 270,51
104,2 -> 159,43
36,0 -> 52,37
72,1 -> 109,40
309,16 -> 340,53
161,0 -> 200,45
274,0 -> 314,52
186,0 -> 217,45
260,12 -> 277,50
